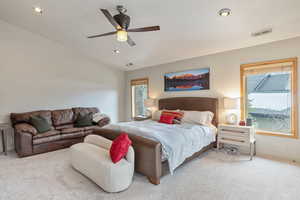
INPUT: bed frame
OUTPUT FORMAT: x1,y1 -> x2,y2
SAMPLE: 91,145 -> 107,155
93,97 -> 219,185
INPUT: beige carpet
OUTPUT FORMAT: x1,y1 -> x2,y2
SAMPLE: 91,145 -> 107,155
0,149 -> 299,200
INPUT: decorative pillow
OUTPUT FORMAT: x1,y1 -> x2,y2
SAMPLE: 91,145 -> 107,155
152,110 -> 162,121
29,115 -> 51,133
110,133 -> 132,164
97,117 -> 110,127
92,113 -> 109,123
173,119 -> 182,124
74,113 -> 93,127
161,110 -> 184,121
159,114 -> 175,124
182,111 -> 214,126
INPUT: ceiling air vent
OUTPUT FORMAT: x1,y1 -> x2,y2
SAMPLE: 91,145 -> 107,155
251,28 -> 273,37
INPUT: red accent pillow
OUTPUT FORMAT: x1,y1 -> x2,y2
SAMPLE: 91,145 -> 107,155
161,111 -> 184,121
110,133 -> 132,164
159,114 -> 175,124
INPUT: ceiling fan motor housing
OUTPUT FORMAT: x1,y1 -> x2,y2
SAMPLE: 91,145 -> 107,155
113,13 -> 130,30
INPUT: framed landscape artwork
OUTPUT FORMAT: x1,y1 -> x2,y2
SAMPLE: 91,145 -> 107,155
164,68 -> 210,92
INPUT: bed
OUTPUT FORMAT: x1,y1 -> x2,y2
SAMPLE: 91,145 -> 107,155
93,97 -> 219,185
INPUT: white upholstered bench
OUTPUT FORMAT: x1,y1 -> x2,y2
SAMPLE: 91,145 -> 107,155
70,135 -> 134,193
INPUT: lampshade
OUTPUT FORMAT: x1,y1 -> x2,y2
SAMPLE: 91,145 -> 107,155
224,97 -> 239,110
144,98 -> 155,108
117,30 -> 128,42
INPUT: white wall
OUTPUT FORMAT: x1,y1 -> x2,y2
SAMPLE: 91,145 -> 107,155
0,20 -> 125,151
126,36 -> 300,162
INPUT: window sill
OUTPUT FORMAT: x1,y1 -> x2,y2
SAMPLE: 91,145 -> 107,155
256,130 -> 298,139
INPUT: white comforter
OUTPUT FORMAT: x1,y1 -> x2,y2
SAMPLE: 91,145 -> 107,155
105,120 -> 216,174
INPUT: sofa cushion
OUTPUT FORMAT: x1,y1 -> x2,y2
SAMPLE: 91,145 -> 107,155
55,124 -> 74,130
84,126 -> 99,131
29,115 -> 52,133
72,107 -> 99,120
61,132 -> 85,140
61,127 -> 85,134
52,109 -> 74,126
11,110 -> 53,126
33,134 -> 62,145
33,130 -> 61,139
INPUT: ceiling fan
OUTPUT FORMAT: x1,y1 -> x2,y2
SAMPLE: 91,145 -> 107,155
87,5 -> 160,47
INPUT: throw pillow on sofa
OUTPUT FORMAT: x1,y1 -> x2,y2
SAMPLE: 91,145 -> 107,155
110,133 -> 132,163
74,113 -> 93,127
29,115 -> 51,133
92,113 -> 111,127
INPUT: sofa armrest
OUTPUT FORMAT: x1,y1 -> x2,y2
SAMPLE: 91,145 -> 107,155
14,123 -> 37,136
14,131 -> 33,157
84,134 -> 112,150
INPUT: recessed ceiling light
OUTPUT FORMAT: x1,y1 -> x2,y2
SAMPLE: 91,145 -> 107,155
126,63 -> 133,67
33,6 -> 43,14
113,49 -> 120,54
218,8 -> 231,17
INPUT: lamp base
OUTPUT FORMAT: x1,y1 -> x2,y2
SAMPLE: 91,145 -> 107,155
226,113 -> 238,125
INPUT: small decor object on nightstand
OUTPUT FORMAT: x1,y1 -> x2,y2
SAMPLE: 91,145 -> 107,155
217,124 -> 256,160
246,118 -> 253,126
239,120 -> 246,126
0,123 -> 12,156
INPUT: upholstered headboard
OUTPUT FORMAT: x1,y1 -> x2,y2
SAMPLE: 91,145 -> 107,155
158,97 -> 219,126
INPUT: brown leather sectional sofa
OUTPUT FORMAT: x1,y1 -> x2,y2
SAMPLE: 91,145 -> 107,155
11,107 -> 106,157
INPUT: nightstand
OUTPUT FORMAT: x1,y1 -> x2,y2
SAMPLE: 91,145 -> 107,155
217,124 -> 256,160
133,116 -> 151,121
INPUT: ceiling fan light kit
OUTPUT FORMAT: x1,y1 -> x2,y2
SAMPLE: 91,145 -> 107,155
117,30 -> 128,42
87,5 -> 160,47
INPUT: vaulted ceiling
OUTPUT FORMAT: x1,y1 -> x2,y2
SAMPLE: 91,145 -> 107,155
0,0 -> 300,70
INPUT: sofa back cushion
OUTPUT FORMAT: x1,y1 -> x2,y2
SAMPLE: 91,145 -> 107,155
11,110 -> 53,127
51,109 -> 74,127
72,107 -> 99,120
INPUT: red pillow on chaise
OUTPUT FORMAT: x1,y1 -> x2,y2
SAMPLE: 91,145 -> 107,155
159,114 -> 175,124
110,133 -> 132,163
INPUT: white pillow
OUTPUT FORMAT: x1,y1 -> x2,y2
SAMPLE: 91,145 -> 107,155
152,110 -> 162,121
182,111 -> 214,126
93,113 -> 109,123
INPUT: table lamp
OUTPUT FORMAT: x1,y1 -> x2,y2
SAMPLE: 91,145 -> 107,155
144,98 -> 156,117
224,97 -> 239,125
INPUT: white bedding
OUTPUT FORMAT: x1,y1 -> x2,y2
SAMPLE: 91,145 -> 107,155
105,120 -> 216,174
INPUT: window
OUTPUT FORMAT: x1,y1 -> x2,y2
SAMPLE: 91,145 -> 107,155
241,58 -> 298,138
131,78 -> 149,118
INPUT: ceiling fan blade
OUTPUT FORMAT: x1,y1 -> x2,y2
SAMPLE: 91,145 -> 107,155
127,26 -> 160,32
100,9 -> 121,30
87,31 -> 117,38
127,35 -> 136,47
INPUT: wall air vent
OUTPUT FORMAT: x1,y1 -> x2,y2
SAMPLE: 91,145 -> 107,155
251,28 -> 273,37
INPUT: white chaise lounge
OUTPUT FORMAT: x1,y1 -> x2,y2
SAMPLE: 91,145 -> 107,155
70,135 -> 135,193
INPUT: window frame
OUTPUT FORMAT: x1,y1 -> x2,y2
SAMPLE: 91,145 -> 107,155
130,78 -> 149,119
240,58 -> 298,138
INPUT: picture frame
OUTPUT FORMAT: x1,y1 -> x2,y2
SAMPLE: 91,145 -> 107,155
164,68 -> 210,92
